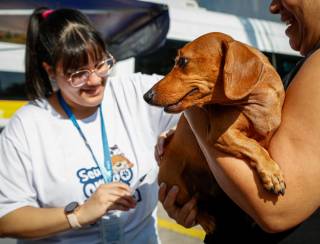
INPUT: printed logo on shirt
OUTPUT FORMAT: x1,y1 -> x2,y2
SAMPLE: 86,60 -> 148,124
110,145 -> 134,183
77,167 -> 104,198
77,144 -> 136,199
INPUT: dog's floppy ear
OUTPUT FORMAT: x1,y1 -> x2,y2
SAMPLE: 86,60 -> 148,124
223,41 -> 264,100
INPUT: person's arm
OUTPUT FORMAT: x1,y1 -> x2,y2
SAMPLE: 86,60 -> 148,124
0,182 -> 136,239
184,50 -> 320,233
0,106 -> 138,239
0,206 -> 70,239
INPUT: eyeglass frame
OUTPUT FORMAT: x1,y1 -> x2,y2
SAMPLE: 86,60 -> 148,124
66,54 -> 116,88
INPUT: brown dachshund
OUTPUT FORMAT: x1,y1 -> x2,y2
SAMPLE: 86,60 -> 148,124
143,32 -> 286,233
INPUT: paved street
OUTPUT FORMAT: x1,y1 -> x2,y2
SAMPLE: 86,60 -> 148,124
157,203 -> 204,244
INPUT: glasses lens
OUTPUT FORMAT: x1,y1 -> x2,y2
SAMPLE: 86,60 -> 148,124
95,58 -> 114,77
70,71 -> 90,87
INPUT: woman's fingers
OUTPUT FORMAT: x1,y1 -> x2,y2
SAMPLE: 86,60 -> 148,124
94,183 -> 136,209
184,208 -> 198,228
178,197 -> 197,219
159,184 -> 198,228
103,181 -> 131,191
103,183 -> 136,206
166,125 -> 177,138
155,134 -> 166,165
178,197 -> 198,227
162,185 -> 180,219
157,132 -> 167,155
107,198 -> 135,211
111,195 -> 136,208
108,204 -> 130,212
162,185 -> 179,208
155,126 -> 177,165
154,145 -> 161,164
158,182 -> 167,203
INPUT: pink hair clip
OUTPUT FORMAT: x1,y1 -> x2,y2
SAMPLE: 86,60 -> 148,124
42,9 -> 54,19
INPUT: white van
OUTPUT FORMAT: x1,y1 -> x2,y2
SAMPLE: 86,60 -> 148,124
133,0 -> 301,78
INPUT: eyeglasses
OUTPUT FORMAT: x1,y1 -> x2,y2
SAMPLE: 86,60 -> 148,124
67,55 -> 115,88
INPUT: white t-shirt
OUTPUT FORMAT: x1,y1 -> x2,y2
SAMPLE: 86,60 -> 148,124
0,73 -> 179,244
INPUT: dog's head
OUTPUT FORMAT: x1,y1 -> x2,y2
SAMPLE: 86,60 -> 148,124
143,32 -> 264,113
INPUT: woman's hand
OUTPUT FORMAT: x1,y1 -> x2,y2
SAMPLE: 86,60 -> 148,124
0,182 -> 135,238
159,182 -> 198,228
76,182 -> 136,226
155,126 -> 177,164
156,124 -> 198,228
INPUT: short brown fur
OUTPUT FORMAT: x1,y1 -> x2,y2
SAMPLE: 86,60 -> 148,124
144,32 -> 286,233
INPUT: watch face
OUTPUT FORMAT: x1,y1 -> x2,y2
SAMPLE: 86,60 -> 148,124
65,201 -> 79,214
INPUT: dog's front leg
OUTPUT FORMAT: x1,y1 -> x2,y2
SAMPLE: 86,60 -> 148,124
215,128 -> 286,195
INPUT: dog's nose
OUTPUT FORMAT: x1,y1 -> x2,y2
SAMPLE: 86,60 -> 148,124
143,89 -> 154,104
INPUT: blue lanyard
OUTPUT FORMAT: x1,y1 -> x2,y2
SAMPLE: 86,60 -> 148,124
57,91 -> 113,183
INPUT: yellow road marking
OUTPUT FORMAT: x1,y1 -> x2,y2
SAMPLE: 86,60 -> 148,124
0,100 -> 27,119
158,218 -> 205,240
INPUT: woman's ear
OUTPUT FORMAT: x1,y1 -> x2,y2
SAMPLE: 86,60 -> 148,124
42,62 -> 59,92
42,62 -> 55,80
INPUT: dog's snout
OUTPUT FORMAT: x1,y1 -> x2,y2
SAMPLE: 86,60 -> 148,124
143,89 -> 155,104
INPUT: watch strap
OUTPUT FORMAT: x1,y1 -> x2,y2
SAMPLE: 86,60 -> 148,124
66,213 -> 82,229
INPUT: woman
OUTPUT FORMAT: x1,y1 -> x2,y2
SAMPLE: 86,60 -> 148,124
0,7 -> 178,243
158,0 -> 320,243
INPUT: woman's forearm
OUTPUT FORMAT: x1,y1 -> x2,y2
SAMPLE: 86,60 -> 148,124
200,146 -> 287,232
0,206 -> 70,239
184,108 -> 319,233
0,182 -> 137,239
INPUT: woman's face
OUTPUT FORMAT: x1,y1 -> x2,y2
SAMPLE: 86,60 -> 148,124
270,0 -> 320,55
54,57 -> 107,112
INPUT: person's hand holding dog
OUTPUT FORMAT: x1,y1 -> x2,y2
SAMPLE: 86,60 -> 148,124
159,183 -> 198,228
154,125 -> 176,164
155,125 -> 198,228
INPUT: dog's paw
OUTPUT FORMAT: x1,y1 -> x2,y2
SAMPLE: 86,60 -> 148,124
257,162 -> 286,195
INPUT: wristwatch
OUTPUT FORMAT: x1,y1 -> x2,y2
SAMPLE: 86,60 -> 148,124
64,201 -> 82,229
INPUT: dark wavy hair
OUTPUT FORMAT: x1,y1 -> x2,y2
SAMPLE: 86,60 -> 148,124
25,7 -> 107,99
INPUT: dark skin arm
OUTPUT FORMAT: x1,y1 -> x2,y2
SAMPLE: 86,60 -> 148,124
183,50 -> 320,232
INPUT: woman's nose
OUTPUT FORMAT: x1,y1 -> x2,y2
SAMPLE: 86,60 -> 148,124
86,71 -> 102,86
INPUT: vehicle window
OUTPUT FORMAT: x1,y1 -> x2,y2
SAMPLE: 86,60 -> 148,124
0,71 -> 26,100
135,39 -> 187,75
135,39 -> 302,80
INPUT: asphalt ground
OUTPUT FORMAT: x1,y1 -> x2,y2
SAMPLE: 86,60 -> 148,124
157,202 -> 205,244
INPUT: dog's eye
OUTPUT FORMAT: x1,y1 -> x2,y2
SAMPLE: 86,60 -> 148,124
176,57 -> 188,68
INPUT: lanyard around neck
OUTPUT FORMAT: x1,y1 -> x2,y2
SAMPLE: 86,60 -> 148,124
57,91 -> 113,183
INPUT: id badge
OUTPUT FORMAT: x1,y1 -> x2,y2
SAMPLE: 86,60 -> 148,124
100,211 -> 124,244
